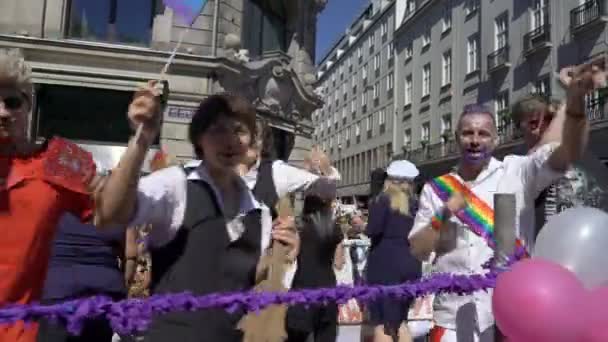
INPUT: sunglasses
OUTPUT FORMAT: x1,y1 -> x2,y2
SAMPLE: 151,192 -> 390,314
0,96 -> 25,110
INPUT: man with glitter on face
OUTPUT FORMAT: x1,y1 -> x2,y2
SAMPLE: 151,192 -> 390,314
407,62 -> 606,342
0,48 -> 160,342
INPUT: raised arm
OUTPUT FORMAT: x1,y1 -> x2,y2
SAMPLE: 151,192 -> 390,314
95,81 -> 162,227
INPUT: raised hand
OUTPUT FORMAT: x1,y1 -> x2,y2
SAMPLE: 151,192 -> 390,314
128,80 -> 162,145
559,60 -> 608,116
446,192 -> 466,215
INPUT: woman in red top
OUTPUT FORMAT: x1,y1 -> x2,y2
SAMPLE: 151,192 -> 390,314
0,48 -> 159,342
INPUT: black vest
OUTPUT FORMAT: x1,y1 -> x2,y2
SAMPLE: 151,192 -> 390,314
252,158 -> 279,218
146,178 -> 262,342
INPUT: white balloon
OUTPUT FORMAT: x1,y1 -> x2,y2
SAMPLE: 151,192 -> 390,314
533,207 -> 608,288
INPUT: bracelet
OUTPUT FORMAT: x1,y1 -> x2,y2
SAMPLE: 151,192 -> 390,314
431,212 -> 445,231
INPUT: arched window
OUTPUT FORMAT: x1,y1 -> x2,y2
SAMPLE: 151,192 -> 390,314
66,0 -> 161,46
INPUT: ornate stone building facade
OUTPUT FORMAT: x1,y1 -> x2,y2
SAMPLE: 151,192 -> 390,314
0,0 -> 326,167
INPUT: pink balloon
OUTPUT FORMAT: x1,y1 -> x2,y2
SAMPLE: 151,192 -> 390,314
577,287 -> 608,341
493,258 -> 585,342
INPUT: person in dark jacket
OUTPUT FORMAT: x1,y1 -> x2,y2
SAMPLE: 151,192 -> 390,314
366,160 -> 422,342
37,213 -> 127,342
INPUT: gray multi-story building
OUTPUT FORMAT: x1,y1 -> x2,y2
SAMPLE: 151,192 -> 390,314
314,0 -> 397,202
392,0 -> 608,178
0,0 -> 326,169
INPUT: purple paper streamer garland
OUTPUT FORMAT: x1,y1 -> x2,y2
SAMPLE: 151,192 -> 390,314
0,270 -> 501,335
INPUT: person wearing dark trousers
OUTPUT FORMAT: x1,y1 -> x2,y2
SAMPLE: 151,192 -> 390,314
366,160 -> 422,342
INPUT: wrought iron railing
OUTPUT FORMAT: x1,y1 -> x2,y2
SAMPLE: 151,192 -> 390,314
488,46 -> 510,71
571,0 -> 603,29
523,24 -> 551,53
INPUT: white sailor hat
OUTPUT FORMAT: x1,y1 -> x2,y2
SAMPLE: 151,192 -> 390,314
386,160 -> 419,180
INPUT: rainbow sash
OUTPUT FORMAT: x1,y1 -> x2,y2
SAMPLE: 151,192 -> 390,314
429,174 -> 496,247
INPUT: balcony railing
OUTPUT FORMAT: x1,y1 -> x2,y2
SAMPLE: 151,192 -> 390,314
488,46 -> 510,71
571,0 -> 605,30
524,24 -> 551,54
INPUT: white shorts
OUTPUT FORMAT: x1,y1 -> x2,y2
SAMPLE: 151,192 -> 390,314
430,326 -> 495,342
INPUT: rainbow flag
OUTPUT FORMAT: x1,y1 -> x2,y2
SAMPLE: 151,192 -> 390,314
429,174 -> 496,247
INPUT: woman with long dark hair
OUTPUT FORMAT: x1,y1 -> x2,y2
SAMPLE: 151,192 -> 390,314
366,160 -> 422,342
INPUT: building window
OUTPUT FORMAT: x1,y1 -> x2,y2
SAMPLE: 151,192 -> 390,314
381,20 -> 389,37
442,7 -> 452,32
352,74 -> 357,89
441,114 -> 452,141
362,63 -> 368,80
379,109 -> 386,133
368,34 -> 374,51
242,0 -> 288,57
331,73 -> 336,86
404,74 -> 412,105
339,65 -> 344,79
531,0 -> 548,30
355,122 -> 361,136
421,122 -> 430,145
467,34 -> 480,73
442,50 -> 452,86
348,55 -> 353,71
422,64 -> 431,97
495,91 -> 510,134
373,83 -> 379,99
495,13 -> 509,50
361,90 -> 368,106
66,0 -> 157,46
387,42 -> 394,61
465,0 -> 479,16
422,29 -> 431,47
403,129 -> 412,149
406,0 -> 416,14
351,98 -> 357,113
366,116 -> 372,132
35,85 -> 147,143
404,43 -> 413,61
343,82 -> 348,96
533,76 -> 551,96
374,54 -> 381,71
342,106 -> 347,120
387,72 -> 395,91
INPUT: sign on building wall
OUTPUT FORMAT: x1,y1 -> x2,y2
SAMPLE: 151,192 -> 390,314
164,105 -> 197,123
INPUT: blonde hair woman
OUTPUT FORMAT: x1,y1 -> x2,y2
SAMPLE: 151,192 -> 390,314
365,160 -> 422,342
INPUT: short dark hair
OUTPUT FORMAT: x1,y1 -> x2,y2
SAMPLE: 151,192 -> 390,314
188,93 -> 257,158
256,119 -> 277,160
511,94 -> 549,127
457,104 -> 496,132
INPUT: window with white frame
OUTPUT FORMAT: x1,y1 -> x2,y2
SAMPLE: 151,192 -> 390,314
387,42 -> 394,61
422,29 -> 431,47
329,136 -> 333,148
337,132 -> 341,145
404,74 -> 412,105
345,127 -> 350,141
381,20 -> 388,37
343,82 -> 348,96
495,13 -> 508,50
442,50 -> 452,86
333,111 -> 338,124
441,114 -> 452,141
533,76 -> 551,96
387,72 -> 394,91
422,64 -> 431,96
495,91 -> 510,132
404,43 -> 413,60
366,115 -> 372,132
465,0 -> 479,15
374,54 -> 381,70
373,83 -> 379,99
352,74 -> 357,89
355,122 -> 361,136
348,55 -> 353,70
362,63 -> 368,80
368,34 -> 374,50
379,108 -> 386,125
339,64 -> 344,78
403,129 -> 412,148
342,106 -> 347,120
467,34 -> 479,73
357,46 -> 362,59
361,90 -> 368,106
442,7 -> 452,32
351,98 -> 357,113
531,0 -> 548,30
334,91 -> 339,103
406,0 -> 416,13
421,122 -> 430,143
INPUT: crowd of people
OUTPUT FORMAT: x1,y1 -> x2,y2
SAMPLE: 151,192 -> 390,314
1,45 -> 607,342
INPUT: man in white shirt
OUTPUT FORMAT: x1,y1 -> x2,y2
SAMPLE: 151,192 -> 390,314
408,63 -> 605,342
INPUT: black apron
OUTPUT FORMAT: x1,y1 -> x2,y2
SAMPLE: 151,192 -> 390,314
145,176 -> 262,342
252,158 -> 279,218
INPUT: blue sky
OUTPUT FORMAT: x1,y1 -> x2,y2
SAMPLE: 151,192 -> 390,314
316,0 -> 370,64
